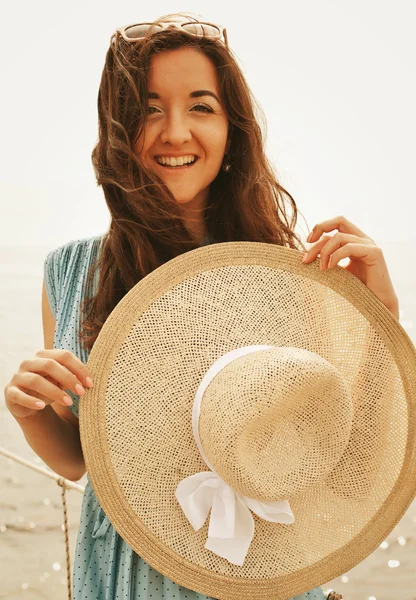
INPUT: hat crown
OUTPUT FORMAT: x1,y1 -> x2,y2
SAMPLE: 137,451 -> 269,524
199,346 -> 354,500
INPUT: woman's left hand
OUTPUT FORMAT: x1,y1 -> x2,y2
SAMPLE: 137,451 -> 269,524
302,216 -> 400,318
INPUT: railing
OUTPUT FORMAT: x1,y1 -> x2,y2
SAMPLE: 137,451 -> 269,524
0,446 -> 84,600
0,445 -> 343,600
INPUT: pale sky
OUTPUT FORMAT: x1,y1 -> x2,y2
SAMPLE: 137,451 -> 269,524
1,0 -> 415,248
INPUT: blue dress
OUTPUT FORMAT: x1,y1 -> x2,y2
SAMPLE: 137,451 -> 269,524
43,234 -> 327,600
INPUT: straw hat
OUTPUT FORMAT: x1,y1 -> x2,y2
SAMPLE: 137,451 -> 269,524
79,241 -> 416,600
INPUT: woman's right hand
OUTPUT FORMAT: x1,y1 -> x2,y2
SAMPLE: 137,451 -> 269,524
4,349 -> 93,419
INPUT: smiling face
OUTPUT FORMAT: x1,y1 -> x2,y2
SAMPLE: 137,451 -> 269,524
134,47 -> 229,235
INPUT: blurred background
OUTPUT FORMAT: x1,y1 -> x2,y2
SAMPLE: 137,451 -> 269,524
1,1 -> 415,598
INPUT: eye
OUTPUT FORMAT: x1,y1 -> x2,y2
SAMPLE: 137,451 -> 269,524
191,103 -> 214,113
146,103 -> 214,115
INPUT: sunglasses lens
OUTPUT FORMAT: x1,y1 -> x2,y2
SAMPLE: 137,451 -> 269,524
120,22 -> 222,41
123,23 -> 162,39
182,23 -> 221,38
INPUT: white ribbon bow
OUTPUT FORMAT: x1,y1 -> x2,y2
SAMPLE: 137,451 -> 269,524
175,345 -> 295,566
175,471 -> 294,566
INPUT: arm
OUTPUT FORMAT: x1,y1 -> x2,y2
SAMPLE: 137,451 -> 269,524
9,280 -> 86,482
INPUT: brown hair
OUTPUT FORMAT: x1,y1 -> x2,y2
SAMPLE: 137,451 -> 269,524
79,12 -> 309,352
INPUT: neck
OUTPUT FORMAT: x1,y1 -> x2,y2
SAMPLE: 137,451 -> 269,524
178,190 -> 208,245
185,219 -> 206,244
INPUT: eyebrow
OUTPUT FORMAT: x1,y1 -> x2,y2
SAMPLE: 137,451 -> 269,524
148,90 -> 221,103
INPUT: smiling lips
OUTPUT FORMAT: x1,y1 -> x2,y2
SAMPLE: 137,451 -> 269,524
155,155 -> 198,169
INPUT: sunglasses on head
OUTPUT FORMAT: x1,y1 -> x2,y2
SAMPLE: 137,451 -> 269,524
114,20 -> 228,47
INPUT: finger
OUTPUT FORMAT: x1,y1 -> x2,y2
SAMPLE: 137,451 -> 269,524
6,385 -> 48,414
13,371 -> 74,407
303,235 -> 332,263
34,349 -> 93,389
307,216 -> 370,242
318,234 -> 372,269
19,357 -> 87,398
324,243 -> 377,270
43,375 -> 70,395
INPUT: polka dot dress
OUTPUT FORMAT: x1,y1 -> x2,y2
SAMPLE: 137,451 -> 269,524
43,235 -> 327,600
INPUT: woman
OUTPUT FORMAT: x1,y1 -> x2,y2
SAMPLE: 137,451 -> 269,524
4,12 -> 399,600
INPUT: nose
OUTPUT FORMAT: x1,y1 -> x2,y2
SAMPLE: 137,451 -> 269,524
159,110 -> 192,146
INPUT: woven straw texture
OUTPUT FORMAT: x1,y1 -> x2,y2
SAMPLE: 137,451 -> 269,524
80,242 -> 416,600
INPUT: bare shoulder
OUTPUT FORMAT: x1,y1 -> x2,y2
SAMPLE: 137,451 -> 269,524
42,279 -> 55,345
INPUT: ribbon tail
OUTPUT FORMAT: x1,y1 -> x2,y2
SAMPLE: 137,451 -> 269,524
205,486 -> 255,566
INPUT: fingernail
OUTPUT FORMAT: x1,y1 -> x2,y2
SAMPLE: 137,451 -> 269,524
307,232 -> 313,242
75,383 -> 85,395
302,253 -> 308,263
85,377 -> 94,388
63,395 -> 73,406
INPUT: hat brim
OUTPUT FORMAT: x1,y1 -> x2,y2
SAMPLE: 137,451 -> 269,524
80,242 -> 416,599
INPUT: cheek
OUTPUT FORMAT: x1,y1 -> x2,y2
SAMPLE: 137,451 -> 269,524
217,124 -> 229,157
206,129 -> 228,161
211,138 -> 228,166
133,136 -> 146,160
133,125 -> 154,161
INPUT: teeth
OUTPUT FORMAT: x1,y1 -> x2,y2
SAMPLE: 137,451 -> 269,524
156,155 -> 196,166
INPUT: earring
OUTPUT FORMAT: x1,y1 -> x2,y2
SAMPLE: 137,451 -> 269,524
222,154 -> 232,173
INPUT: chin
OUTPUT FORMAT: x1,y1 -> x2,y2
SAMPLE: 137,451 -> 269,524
174,196 -> 198,204
170,191 -> 201,204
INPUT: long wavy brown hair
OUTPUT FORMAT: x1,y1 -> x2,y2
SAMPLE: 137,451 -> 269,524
79,12 -> 309,353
